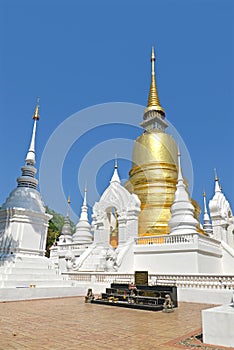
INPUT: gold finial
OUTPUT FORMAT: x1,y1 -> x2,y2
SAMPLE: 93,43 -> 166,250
67,195 -> 71,204
146,47 -> 165,116
203,190 -> 206,197
214,168 -> 218,181
33,97 -> 40,120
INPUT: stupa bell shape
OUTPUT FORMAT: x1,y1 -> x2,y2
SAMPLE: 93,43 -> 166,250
59,197 -> 73,244
125,47 -> 178,236
73,189 -> 92,243
169,151 -> 198,235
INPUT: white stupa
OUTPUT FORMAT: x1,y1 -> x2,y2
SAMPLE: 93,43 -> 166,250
73,188 -> 92,243
0,101 -> 51,256
59,197 -> 73,244
169,150 -> 198,235
209,170 -> 233,243
0,101 -> 86,301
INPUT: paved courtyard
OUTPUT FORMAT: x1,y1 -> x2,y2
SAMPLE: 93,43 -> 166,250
0,297 -> 231,349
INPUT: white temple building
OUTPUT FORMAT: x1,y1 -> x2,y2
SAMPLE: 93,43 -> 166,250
1,49 -> 234,305
0,103 -> 88,301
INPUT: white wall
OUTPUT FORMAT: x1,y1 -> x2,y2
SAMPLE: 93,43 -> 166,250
133,243 -> 222,274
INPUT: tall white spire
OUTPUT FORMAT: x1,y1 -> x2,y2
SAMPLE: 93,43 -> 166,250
169,149 -> 198,235
214,168 -> 221,193
110,158 -> 120,184
80,187 -> 88,221
202,191 -> 213,236
177,146 -> 183,181
73,187 -> 92,243
17,100 -> 41,190
26,98 -> 40,166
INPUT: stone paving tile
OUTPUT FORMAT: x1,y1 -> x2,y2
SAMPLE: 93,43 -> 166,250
0,297 -> 224,350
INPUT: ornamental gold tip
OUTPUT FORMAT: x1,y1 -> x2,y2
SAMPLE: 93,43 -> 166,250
146,47 -> 165,116
33,97 -> 40,120
203,190 -> 206,197
67,195 -> 71,204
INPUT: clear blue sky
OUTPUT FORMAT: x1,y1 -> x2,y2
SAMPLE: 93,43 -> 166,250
0,0 -> 233,222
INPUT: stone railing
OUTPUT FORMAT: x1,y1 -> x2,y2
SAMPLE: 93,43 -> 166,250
135,234 -> 196,245
58,244 -> 91,251
65,272 -> 134,284
150,274 -> 234,289
135,233 -> 221,249
64,272 -> 234,290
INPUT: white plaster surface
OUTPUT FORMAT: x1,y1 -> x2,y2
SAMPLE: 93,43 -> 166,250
202,304 -> 234,347
178,288 -> 233,305
0,283 -> 109,302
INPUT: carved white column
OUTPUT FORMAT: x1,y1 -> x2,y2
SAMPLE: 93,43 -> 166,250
118,215 -> 127,245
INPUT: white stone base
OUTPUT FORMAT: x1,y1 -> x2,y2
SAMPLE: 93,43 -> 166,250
0,283 -> 110,302
178,288 -> 233,305
0,286 -> 85,302
202,304 -> 234,348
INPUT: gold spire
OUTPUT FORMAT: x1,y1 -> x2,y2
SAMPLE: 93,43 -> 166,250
203,190 -> 206,197
33,97 -> 40,120
146,47 -> 165,116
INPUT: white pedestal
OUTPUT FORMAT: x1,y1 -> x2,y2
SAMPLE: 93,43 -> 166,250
202,304 -> 234,348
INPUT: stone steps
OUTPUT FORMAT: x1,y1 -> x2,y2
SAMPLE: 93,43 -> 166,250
0,255 -> 73,290
80,246 -> 105,271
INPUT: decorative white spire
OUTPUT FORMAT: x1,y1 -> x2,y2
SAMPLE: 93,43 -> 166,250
25,98 -> 40,166
214,168 -> 221,193
169,149 -> 198,235
177,146 -> 183,181
80,187 -> 88,221
203,191 -> 213,236
17,100 -> 41,190
110,158 -> 120,184
73,187 -> 92,243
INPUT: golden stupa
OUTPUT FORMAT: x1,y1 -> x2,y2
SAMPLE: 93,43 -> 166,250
125,47 -> 201,236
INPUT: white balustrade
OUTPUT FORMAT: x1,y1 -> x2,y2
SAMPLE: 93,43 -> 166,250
135,233 -> 196,245
64,272 -> 234,291
135,233 -> 221,250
